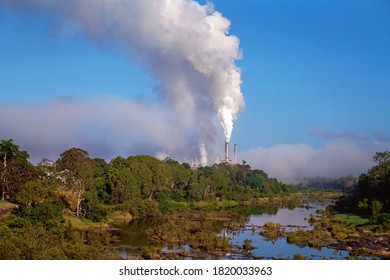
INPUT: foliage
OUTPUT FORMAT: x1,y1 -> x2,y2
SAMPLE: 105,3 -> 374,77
0,139 -> 37,201
259,222 -> 283,241
0,139 -> 300,259
0,139 -> 297,223
56,147 -> 90,174
332,213 -> 370,227
294,176 -> 358,191
0,205 -> 116,259
335,151 -> 390,223
374,213 -> 390,232
0,139 -> 29,164
286,230 -> 327,250
16,176 -> 60,207
358,151 -> 390,213
293,253 -> 307,260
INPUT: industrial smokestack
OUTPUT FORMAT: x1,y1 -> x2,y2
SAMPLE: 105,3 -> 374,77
234,144 -> 237,164
225,141 -> 229,162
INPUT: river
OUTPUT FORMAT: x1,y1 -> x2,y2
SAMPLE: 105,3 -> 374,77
115,199 -> 351,259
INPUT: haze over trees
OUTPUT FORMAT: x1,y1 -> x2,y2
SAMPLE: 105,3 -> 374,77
293,176 -> 358,191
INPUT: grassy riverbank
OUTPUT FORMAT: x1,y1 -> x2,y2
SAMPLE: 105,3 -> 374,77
282,208 -> 390,259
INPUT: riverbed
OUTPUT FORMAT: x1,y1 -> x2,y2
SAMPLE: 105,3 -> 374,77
115,199 -> 351,259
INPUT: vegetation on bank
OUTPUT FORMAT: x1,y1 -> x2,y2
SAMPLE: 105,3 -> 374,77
334,151 -> 390,232
0,139 -> 295,259
275,152 -> 390,259
281,152 -> 390,259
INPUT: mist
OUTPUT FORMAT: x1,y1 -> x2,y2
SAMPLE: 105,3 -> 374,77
240,140 -> 390,180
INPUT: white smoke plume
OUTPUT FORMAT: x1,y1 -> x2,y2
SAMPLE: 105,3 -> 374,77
1,0 -> 244,164
199,140 -> 208,167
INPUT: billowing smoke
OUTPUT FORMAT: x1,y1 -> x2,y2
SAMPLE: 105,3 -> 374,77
199,140 -> 208,167
1,0 -> 244,165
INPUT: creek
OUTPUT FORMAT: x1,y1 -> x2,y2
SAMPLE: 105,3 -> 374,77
115,199 -> 350,259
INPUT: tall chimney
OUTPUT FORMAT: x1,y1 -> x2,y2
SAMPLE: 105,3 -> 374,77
234,144 -> 237,164
224,141 -> 229,162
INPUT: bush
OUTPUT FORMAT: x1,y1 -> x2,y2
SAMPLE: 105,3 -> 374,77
375,213 -> 390,231
13,202 -> 64,229
293,253 -> 307,260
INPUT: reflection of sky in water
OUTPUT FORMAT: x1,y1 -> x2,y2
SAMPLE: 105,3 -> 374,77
225,201 -> 350,259
248,208 -> 316,227
226,229 -> 349,260
117,199 -> 352,259
248,200 -> 329,229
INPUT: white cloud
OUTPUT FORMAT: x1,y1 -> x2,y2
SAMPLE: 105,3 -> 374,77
0,96 -> 206,163
240,140 -> 390,180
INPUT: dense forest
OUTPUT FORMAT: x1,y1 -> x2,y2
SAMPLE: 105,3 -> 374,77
0,139 -> 293,259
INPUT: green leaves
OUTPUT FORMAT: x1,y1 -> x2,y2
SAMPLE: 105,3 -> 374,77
56,147 -> 90,174
0,139 -> 29,166
107,166 -> 139,204
16,177 -> 59,207
0,139 -> 36,201
358,150 -> 390,214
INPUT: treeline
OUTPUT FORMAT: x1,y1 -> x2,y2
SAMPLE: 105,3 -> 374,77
0,139 -> 294,259
1,139 -> 293,221
293,176 -> 358,191
336,151 -> 390,231
0,140 -> 292,259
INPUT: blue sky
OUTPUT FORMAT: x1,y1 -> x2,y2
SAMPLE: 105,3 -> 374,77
1,0 -> 389,179
214,0 -> 390,144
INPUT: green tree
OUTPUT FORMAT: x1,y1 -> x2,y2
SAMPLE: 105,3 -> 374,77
164,159 -> 190,200
371,200 -> 383,219
187,174 -> 206,201
16,177 -> 60,207
0,139 -> 35,201
56,147 -> 90,174
56,147 -> 94,216
107,166 -> 139,204
127,155 -> 169,201
358,151 -> 390,213
0,139 -> 29,167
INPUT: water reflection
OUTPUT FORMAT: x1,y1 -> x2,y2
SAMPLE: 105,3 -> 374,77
246,200 -> 328,231
116,200 -> 350,260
